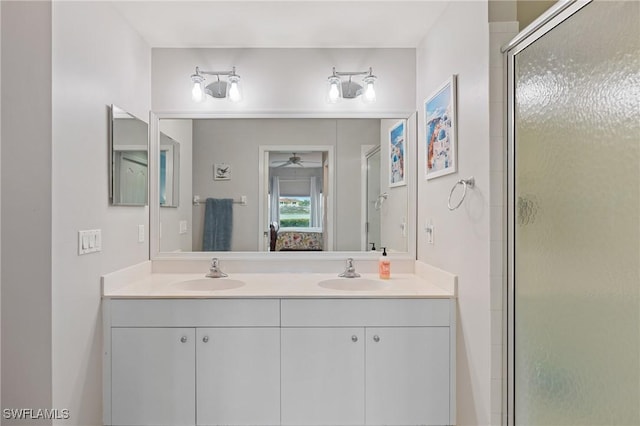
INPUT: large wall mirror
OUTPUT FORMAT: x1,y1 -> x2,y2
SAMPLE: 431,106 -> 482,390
110,105 -> 149,206
151,115 -> 416,257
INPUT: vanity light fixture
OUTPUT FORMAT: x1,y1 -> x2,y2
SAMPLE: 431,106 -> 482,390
326,67 -> 377,104
190,66 -> 243,103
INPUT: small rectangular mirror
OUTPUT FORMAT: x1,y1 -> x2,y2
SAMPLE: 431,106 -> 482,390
110,105 -> 148,206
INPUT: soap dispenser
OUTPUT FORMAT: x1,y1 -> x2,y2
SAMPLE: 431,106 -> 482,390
369,242 -> 376,251
378,247 -> 391,280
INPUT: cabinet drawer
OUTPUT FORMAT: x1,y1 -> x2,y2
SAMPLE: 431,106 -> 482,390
110,299 -> 280,327
281,298 -> 450,327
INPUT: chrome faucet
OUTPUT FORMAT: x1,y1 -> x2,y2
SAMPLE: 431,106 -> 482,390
206,258 -> 228,278
339,258 -> 360,278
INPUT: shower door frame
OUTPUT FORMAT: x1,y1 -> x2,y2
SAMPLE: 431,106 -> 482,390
504,1 -> 592,425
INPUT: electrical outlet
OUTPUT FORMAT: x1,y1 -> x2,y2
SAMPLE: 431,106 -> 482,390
425,221 -> 434,245
138,224 -> 145,243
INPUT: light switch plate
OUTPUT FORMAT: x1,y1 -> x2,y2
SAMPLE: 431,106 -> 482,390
78,229 -> 102,255
179,220 -> 188,235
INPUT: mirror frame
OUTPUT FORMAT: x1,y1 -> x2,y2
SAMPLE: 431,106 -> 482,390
149,111 -> 417,261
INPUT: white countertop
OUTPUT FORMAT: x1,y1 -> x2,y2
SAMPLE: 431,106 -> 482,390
102,272 -> 454,299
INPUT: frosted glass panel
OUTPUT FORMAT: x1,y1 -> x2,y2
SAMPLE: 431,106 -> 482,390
514,2 -> 640,425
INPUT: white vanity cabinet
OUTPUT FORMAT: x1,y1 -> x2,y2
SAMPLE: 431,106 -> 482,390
104,297 -> 455,426
196,327 -> 280,426
280,299 -> 454,426
365,327 -> 450,425
111,327 -> 196,426
104,299 -> 281,426
281,327 -> 366,425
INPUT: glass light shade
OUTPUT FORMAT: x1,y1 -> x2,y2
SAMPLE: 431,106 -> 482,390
362,75 -> 376,103
227,75 -> 242,102
327,76 -> 342,103
191,75 -> 205,102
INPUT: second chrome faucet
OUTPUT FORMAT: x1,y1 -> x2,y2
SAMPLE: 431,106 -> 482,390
206,258 -> 228,278
338,258 -> 360,278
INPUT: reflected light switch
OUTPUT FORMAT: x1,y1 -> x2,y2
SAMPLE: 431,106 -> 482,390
138,225 -> 145,243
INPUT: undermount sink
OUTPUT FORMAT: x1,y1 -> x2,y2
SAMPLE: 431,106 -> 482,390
318,278 -> 391,291
170,278 -> 245,291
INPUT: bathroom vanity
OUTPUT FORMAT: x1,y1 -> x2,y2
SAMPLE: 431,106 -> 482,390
102,271 -> 456,426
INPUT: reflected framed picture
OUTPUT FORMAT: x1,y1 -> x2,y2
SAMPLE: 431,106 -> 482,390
425,75 -> 457,180
389,119 -> 407,188
214,163 -> 231,181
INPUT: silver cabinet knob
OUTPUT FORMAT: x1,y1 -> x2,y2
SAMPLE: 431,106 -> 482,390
351,335 -> 358,343
373,335 -> 380,342
180,336 -> 188,343
202,336 -> 209,343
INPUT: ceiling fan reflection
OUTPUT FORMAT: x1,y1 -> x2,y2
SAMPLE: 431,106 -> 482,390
272,153 -> 321,168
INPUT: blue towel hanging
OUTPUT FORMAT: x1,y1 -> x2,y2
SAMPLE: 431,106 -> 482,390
202,198 -> 233,251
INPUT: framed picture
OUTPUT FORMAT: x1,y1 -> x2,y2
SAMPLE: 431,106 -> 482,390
389,119 -> 407,187
425,75 -> 457,180
214,163 -> 231,181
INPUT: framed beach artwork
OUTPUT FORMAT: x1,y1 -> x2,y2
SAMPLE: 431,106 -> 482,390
425,75 -> 457,180
389,119 -> 407,187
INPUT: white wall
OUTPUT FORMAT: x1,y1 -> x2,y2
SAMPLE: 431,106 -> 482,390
1,2 -> 53,423
517,0 -> 555,29
489,20 -> 519,426
416,2 -> 492,425
152,48 -> 415,113
0,0 -> 3,410
51,2 -> 151,424
159,119 -> 193,253
489,0 -> 517,22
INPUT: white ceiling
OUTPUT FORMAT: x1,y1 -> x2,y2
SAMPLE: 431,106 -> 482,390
111,1 -> 451,48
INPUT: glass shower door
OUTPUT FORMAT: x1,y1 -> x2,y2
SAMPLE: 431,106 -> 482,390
511,1 -> 639,424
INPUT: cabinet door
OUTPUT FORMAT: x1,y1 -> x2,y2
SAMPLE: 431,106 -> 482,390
111,327 -> 195,426
196,328 -> 280,426
365,327 -> 450,426
281,327 -> 365,426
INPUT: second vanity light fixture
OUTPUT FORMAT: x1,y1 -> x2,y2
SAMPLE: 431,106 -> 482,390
191,66 -> 243,103
327,67 -> 377,104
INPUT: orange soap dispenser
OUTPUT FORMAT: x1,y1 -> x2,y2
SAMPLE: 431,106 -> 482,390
378,247 -> 391,279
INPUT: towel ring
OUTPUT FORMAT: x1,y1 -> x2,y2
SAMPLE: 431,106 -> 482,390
374,192 -> 388,210
448,177 -> 475,211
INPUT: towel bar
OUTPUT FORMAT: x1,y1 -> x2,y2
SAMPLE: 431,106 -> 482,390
193,195 -> 247,206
